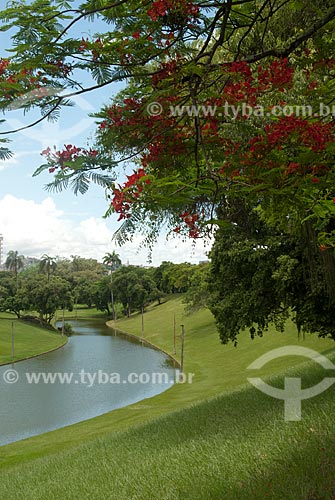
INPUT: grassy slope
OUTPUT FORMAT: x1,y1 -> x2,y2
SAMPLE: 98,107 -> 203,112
0,298 -> 335,499
0,313 -> 66,365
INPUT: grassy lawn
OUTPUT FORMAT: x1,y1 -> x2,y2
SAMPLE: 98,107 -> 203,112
0,297 -> 335,499
0,313 -> 67,365
60,305 -> 108,320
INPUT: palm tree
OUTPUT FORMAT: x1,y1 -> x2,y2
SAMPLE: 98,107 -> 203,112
102,251 -> 122,272
39,254 -> 57,282
103,252 -> 122,321
5,250 -> 24,288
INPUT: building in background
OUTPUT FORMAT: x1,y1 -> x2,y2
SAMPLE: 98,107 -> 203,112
22,256 -> 40,269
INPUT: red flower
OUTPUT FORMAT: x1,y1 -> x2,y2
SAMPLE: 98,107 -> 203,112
41,147 -> 51,156
79,38 -> 88,51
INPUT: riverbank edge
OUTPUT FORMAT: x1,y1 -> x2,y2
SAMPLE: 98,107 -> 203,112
0,333 -> 68,367
2,302 -> 335,473
106,321 -> 181,369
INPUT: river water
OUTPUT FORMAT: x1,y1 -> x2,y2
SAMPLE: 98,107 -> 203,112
0,319 -> 175,446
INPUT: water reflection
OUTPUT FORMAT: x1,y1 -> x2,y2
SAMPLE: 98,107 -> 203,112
0,320 -> 175,446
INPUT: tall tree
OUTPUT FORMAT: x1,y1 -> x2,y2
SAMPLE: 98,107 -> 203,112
39,254 -> 57,282
5,250 -> 24,287
102,251 -> 122,320
112,266 -> 156,317
0,275 -> 29,318
25,274 -> 73,324
102,252 -> 122,272
208,204 -> 335,344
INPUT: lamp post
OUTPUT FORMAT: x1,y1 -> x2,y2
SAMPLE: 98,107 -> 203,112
11,321 -> 15,360
110,270 -> 116,322
62,305 -> 65,336
141,306 -> 144,339
173,313 -> 176,355
180,324 -> 185,375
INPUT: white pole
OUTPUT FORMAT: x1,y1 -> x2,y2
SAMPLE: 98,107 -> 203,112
173,313 -> 176,355
62,307 -> 65,337
11,321 -> 15,360
180,324 -> 185,374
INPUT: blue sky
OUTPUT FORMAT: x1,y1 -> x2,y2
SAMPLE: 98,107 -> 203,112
0,6 -> 211,266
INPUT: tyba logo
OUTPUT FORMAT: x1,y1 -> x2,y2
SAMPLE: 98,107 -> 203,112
247,346 -> 335,421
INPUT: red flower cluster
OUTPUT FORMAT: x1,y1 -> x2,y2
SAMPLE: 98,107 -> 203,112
257,58 -> 294,90
0,58 -> 10,76
152,59 -> 180,87
0,68 -> 49,101
222,58 -> 294,105
99,104 -> 124,129
112,168 -> 150,220
250,117 -> 334,154
78,37 -> 104,61
148,0 -> 199,22
0,57 -> 73,104
221,115 -> 335,185
285,162 -> 330,177
41,144 -> 98,170
98,94 -> 188,164
79,38 -> 89,51
98,56 -> 333,235
49,59 -> 72,77
300,122 -> 334,153
312,57 -> 335,70
91,37 -> 104,61
99,99 -> 149,130
174,211 -> 200,238
145,131 -> 188,164
228,61 -> 253,80
285,162 -> 301,175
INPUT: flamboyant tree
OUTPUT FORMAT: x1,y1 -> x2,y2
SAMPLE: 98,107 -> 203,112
1,0 -> 335,341
0,1 -> 333,239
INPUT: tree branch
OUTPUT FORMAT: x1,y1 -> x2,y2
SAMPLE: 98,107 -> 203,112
245,5 -> 335,63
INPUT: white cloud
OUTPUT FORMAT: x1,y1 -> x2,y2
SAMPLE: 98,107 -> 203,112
0,195 -> 212,265
6,93 -> 96,150
0,154 -> 20,172
0,150 -> 40,172
117,234 -> 212,266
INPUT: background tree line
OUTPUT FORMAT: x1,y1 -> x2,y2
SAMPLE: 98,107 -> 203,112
0,251 -> 208,325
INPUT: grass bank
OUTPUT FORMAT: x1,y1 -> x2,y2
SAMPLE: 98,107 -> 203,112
0,313 -> 67,365
0,298 -> 334,499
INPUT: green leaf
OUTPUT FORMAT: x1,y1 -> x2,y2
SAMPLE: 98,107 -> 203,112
32,164 -> 50,177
